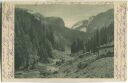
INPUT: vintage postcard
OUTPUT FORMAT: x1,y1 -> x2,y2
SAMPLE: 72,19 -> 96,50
1,0 -> 127,82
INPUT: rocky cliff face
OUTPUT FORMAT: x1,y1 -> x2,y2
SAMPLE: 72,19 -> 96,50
72,9 -> 114,33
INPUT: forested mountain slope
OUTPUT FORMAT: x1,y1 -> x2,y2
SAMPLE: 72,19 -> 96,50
72,9 -> 114,33
15,8 -> 87,70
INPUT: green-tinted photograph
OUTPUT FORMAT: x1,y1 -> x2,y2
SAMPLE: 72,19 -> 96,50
15,3 -> 114,78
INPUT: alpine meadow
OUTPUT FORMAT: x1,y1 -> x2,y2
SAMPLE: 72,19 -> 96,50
15,4 -> 114,78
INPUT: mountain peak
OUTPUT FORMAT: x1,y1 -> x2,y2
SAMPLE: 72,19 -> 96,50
71,9 -> 114,33
45,17 -> 65,27
71,16 -> 94,32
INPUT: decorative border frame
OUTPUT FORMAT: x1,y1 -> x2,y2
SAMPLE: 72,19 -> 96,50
2,0 -> 127,82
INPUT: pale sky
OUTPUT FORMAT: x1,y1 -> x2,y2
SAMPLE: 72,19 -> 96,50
16,4 -> 113,28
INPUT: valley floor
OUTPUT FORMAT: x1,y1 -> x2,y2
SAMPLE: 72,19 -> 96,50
15,50 -> 114,78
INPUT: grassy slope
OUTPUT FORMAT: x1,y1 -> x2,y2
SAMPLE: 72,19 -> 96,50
82,57 -> 114,78
56,51 -> 114,78
15,49 -> 114,78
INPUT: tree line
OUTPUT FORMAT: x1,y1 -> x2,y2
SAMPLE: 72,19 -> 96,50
71,23 -> 114,53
